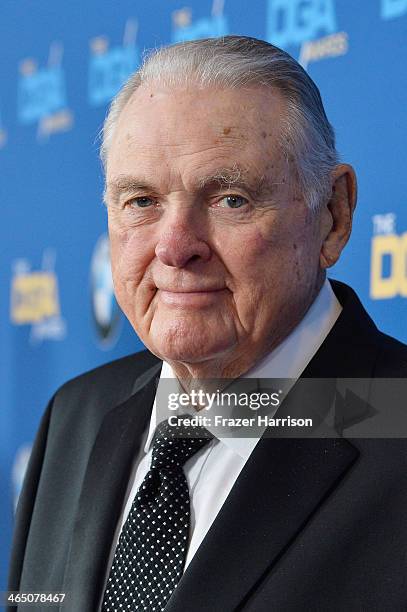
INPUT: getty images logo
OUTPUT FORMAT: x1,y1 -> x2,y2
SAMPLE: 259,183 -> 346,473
267,0 -> 348,70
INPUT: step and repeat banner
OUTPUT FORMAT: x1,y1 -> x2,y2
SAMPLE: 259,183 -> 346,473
1,0 -> 406,591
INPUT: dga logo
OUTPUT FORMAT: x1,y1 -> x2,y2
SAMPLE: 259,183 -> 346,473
88,19 -> 139,107
381,0 -> 407,20
11,444 -> 32,513
90,234 -> 122,347
10,249 -> 67,343
17,42 -> 74,139
370,213 -> 407,298
267,0 -> 348,70
171,0 -> 229,43
0,107 -> 7,149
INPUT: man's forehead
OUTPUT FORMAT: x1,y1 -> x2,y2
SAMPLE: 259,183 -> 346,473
107,122 -> 286,185
114,82 -> 287,143
106,85 -> 289,197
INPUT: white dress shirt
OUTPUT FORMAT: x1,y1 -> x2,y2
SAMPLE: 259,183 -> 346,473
100,279 -> 342,605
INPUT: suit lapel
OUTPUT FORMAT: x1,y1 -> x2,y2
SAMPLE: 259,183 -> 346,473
166,436 -> 358,612
301,279 -> 380,379
167,280 -> 375,611
62,363 -> 161,612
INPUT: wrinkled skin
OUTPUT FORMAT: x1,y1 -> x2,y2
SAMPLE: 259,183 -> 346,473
105,84 -> 357,382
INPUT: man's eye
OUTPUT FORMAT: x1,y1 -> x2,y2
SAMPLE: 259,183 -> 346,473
127,196 -> 154,208
219,195 -> 248,209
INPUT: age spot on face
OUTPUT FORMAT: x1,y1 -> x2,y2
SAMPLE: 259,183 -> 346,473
223,127 -> 231,135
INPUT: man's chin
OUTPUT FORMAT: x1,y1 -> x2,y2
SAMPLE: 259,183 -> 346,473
151,342 -> 224,364
139,312 -> 238,366
148,329 -> 235,365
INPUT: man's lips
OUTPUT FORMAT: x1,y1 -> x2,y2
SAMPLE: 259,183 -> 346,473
157,287 -> 227,307
158,288 -> 225,293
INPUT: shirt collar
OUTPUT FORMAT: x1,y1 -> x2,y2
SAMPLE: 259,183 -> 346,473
144,278 -> 342,459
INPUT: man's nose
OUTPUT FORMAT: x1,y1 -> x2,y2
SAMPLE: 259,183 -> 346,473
155,221 -> 211,268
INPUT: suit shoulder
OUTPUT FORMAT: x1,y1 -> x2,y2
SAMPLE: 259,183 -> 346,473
374,331 -> 407,377
54,349 -> 161,408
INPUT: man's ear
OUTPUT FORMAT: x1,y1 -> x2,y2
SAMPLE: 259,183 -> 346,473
320,163 -> 357,269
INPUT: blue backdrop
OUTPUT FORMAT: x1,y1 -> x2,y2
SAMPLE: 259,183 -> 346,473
1,0 -> 406,594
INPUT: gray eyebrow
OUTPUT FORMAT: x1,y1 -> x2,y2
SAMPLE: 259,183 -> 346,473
199,164 -> 283,197
104,176 -> 156,205
106,168 -> 249,194
197,165 -> 248,189
104,165 -> 280,204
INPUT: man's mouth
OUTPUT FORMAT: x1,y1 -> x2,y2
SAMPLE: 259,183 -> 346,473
157,288 -> 227,307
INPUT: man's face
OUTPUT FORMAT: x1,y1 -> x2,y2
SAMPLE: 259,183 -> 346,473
105,84 -> 327,374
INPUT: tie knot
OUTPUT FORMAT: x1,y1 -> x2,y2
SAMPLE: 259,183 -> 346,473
150,418 -> 212,471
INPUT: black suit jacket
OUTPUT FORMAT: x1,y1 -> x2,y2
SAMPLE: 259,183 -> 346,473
8,280 -> 407,611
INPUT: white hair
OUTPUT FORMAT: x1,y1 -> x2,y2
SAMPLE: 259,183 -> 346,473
100,35 -> 339,211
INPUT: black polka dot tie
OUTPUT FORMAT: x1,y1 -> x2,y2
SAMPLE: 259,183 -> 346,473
102,418 -> 212,612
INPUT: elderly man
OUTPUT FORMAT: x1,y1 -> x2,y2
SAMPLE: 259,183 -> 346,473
8,36 -> 407,612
